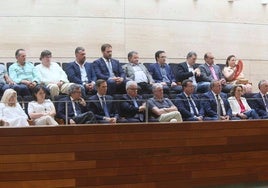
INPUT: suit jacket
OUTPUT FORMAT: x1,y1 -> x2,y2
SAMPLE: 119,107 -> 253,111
57,96 -> 89,123
119,94 -> 145,120
66,61 -> 96,84
88,95 -> 118,120
149,63 -> 176,83
175,93 -> 204,120
123,63 -> 154,83
228,96 -> 252,115
201,91 -> 232,118
93,58 -> 125,80
251,93 -> 268,118
199,63 -> 224,82
176,62 -> 204,82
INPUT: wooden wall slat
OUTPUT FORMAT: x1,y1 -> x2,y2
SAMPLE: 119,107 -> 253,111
0,121 -> 268,187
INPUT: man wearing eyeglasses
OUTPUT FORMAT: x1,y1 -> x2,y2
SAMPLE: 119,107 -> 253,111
119,81 -> 146,122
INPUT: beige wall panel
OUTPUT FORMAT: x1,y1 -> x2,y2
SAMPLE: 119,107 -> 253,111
125,19 -> 268,61
0,0 -> 124,18
0,17 -> 125,62
125,0 -> 268,24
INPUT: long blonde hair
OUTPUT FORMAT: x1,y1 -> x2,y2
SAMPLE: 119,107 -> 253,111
1,89 -> 17,107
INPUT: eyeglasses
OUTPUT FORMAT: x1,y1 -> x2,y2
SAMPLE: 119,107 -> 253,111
128,88 -> 138,91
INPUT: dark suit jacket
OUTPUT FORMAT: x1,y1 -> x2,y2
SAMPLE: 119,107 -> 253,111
176,62 -> 204,82
66,61 -> 96,84
88,95 -> 118,120
175,93 -> 204,120
251,93 -> 268,118
57,96 -> 89,123
201,91 -> 232,118
119,94 -> 145,120
93,58 -> 125,80
199,63 -> 224,82
149,63 -> 176,83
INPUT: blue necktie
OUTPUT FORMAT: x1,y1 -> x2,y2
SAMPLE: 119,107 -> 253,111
187,97 -> 198,116
100,96 -> 110,117
133,98 -> 139,108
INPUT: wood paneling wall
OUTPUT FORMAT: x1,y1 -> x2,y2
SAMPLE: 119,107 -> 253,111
0,0 -> 268,91
1,121 -> 268,187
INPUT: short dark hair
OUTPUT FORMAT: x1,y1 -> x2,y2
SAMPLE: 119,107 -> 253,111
155,50 -> 165,61
75,47 -> 85,54
95,79 -> 106,88
230,85 -> 243,96
40,50 -> 52,60
15,49 -> 25,58
182,79 -> 193,89
127,51 -> 138,61
32,85 -> 48,101
101,44 -> 112,52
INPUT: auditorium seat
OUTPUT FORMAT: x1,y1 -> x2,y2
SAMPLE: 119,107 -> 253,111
61,62 -> 69,71
143,62 -> 153,70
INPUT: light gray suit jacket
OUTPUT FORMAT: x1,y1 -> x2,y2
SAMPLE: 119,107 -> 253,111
123,63 -> 154,83
199,63 -> 224,82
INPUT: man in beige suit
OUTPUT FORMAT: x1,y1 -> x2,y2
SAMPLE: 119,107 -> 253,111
123,51 -> 154,94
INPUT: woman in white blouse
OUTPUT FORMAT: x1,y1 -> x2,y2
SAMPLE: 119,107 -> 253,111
28,85 -> 58,125
228,85 -> 259,119
0,89 -> 29,126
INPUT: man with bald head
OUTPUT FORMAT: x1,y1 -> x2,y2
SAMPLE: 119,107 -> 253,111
199,52 -> 233,93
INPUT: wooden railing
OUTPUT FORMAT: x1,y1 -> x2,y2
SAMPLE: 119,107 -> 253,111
1,120 -> 268,187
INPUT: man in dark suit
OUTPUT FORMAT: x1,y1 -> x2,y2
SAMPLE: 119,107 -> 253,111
119,81 -> 146,122
176,51 -> 210,93
175,79 -> 204,121
201,80 -> 237,120
149,50 -> 182,94
93,44 -> 126,95
250,80 -> 268,119
199,52 -> 233,93
57,84 -> 95,124
65,47 -> 96,96
88,79 -> 124,123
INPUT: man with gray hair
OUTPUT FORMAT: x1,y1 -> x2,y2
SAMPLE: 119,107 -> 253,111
176,51 -> 210,93
250,80 -> 268,119
119,81 -> 146,122
123,51 -> 154,94
148,83 -> 182,122
57,84 -> 95,124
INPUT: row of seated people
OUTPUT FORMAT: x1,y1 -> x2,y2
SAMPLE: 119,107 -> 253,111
0,44 -> 252,103
0,78 -> 267,127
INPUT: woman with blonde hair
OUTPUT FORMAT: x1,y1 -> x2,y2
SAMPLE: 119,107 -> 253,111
28,85 -> 58,125
0,89 -> 29,126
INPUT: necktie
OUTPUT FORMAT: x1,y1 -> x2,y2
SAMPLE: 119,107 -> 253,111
133,98 -> 139,108
187,97 -> 198,116
216,94 -> 223,117
107,60 -> 114,77
74,101 -> 82,115
100,96 -> 110,117
209,66 -> 218,80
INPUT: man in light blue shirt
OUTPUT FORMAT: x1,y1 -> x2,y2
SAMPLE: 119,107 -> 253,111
8,49 -> 41,95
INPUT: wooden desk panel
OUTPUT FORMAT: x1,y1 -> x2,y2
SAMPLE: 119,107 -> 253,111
0,120 -> 268,187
